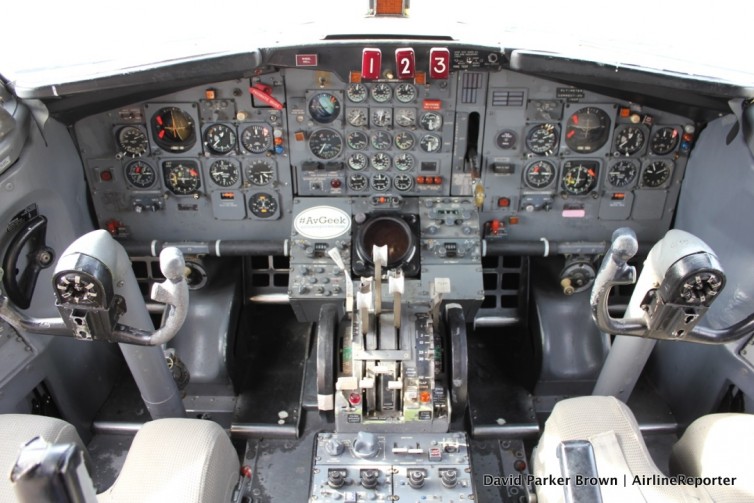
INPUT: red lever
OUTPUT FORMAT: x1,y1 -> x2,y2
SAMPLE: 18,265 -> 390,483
249,85 -> 284,110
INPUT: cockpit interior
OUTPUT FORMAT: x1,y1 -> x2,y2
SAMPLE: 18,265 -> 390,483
2,2 -> 754,501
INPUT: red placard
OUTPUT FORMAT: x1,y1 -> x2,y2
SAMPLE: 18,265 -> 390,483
296,54 -> 318,67
429,47 -> 450,79
362,48 -> 382,80
395,48 -> 415,79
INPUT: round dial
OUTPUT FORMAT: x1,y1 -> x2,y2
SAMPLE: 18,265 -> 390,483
163,160 -> 201,195
394,131 -> 415,150
395,83 -> 417,103
642,160 -> 673,187
614,125 -> 645,155
607,160 -> 638,188
371,153 -> 391,171
395,108 -> 416,128
525,124 -> 559,155
117,126 -> 149,157
246,160 -> 275,186
371,174 -> 391,191
209,159 -> 239,187
395,153 -> 414,171
346,109 -> 368,127
346,131 -> 368,150
523,160 -> 556,189
420,134 -> 441,153
561,160 -> 599,195
124,160 -> 156,188
347,153 -> 369,170
420,112 -> 443,131
650,127 -> 679,155
394,174 -> 413,191
309,129 -> 343,160
496,130 -> 517,150
565,107 -> 611,153
55,272 -> 101,306
346,83 -> 368,103
241,125 -> 272,153
371,83 -> 392,103
151,107 -> 196,152
348,174 -> 368,191
249,192 -> 278,218
371,109 -> 392,128
308,92 -> 341,123
203,124 -> 236,154
371,131 -> 392,150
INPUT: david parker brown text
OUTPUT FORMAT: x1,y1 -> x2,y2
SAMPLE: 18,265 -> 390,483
483,474 -> 738,488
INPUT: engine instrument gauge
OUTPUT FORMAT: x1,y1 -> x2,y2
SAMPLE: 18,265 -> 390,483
347,153 -> 369,170
371,153 -> 391,171
525,124 -> 559,155
309,129 -> 343,159
241,125 -> 272,153
371,173 -> 391,191
348,174 -> 368,191
394,174 -> 413,191
523,160 -> 556,189
209,159 -> 239,187
117,126 -> 149,157
151,107 -> 196,152
496,130 -> 517,150
395,108 -> 416,128
395,83 -> 417,103
420,112 -> 443,131
203,124 -> 236,154
346,109 -> 368,127
246,160 -> 275,186
650,127 -> 679,155
420,134 -> 441,153
614,125 -> 645,155
561,160 -> 599,195
371,108 -> 392,127
308,92 -> 341,123
249,192 -> 278,218
371,83 -> 392,103
346,83 -> 368,103
163,160 -> 201,195
124,160 -> 156,188
565,107 -> 611,153
394,132 -> 415,150
607,160 -> 638,188
395,153 -> 414,171
346,131 -> 368,150
641,160 -> 673,187
371,131 -> 392,150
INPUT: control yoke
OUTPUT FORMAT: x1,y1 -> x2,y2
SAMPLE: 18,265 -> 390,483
591,227 -> 754,344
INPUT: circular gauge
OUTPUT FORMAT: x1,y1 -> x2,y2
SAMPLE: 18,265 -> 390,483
371,131 -> 392,150
346,131 -> 369,150
608,160 -> 638,188
347,153 -> 369,170
346,83 -> 368,103
523,160 -> 556,189
346,109 -> 368,127
308,92 -> 341,123
420,112 -> 443,131
203,124 -> 236,155
496,130 -> 517,150
371,83 -> 392,103
117,126 -> 149,157
561,161 -> 599,195
371,174 -> 391,191
209,159 -> 239,187
394,174 -> 414,192
249,192 -> 278,218
395,83 -> 417,103
395,108 -> 416,128
525,124 -> 559,155
371,109 -> 392,128
614,125 -> 645,155
348,174 -> 368,191
163,160 -> 201,195
241,125 -> 272,153
246,160 -> 275,186
395,153 -> 414,171
371,153 -> 391,171
394,132 -> 415,150
420,134 -> 441,153
124,160 -> 156,188
565,107 -> 611,153
309,129 -> 343,160
642,160 -> 673,187
151,107 -> 196,152
650,127 -> 679,155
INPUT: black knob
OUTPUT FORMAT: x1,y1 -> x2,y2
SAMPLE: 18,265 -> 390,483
327,470 -> 346,489
360,469 -> 379,489
441,469 -> 458,488
408,469 -> 425,489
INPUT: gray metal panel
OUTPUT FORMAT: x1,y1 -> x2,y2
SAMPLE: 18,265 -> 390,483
631,190 -> 667,220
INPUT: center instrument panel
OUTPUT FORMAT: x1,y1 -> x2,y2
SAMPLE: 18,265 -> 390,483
74,43 -> 695,244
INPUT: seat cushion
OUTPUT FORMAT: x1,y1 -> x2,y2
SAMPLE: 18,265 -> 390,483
0,414 -> 88,503
97,418 -> 240,503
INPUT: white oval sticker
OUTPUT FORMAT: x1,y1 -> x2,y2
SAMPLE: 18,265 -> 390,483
294,206 -> 352,240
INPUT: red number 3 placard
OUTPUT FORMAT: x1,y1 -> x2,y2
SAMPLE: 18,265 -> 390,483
429,48 -> 450,79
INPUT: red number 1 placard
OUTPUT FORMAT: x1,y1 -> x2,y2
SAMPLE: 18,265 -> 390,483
362,48 -> 382,80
